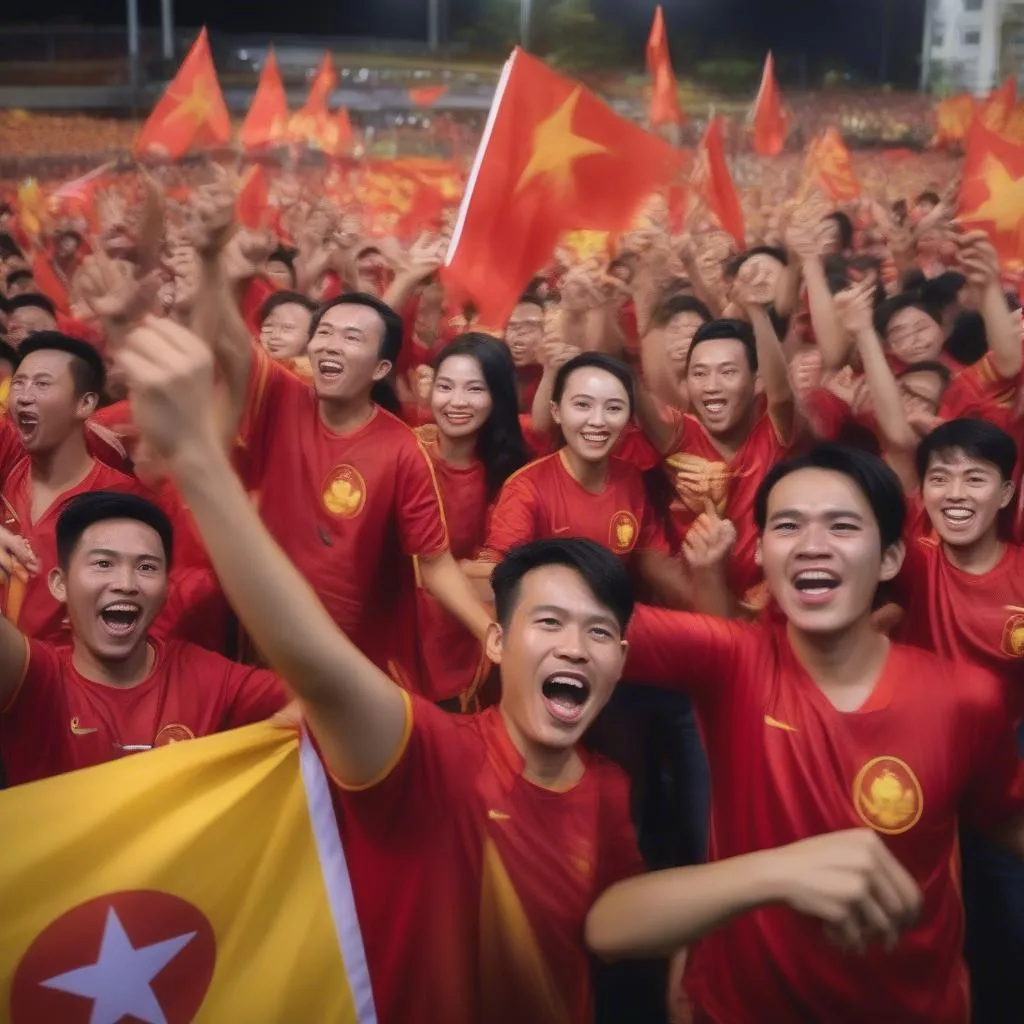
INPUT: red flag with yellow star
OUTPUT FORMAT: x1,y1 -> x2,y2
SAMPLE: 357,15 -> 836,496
288,53 -> 351,156
959,117 -> 1024,268
133,28 -> 230,160
442,48 -> 684,329
802,127 -> 860,201
240,47 -> 289,150
980,75 -> 1017,133
751,52 -> 787,157
933,93 -> 977,147
692,116 -> 745,245
646,6 -> 684,126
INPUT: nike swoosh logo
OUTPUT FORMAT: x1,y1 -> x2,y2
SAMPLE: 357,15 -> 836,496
763,714 -> 797,733
488,809 -> 511,821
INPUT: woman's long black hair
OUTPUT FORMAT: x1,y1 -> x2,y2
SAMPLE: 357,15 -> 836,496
432,334 -> 529,501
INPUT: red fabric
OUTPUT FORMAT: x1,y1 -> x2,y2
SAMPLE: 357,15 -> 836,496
626,611 -> 1024,1023
30,252 -> 72,315
239,48 -> 289,150
236,347 -> 448,692
693,117 -> 745,246
0,637 -> 285,786
241,275 -> 278,337
334,698 -> 642,1024
752,52 -> 787,157
482,450 -> 669,561
645,6 -> 684,126
414,430 -> 488,701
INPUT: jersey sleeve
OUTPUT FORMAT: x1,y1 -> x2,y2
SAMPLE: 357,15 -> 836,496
220,660 -> 289,728
481,472 -> 540,561
889,496 -> 933,607
1,637 -> 58,718
395,438 -> 449,558
625,604 -> 751,698
0,415 -> 24,487
941,353 -> 1020,427
958,667 -> 1024,835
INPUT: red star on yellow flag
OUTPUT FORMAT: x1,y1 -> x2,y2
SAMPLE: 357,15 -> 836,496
133,28 -> 230,160
960,117 -> 1024,263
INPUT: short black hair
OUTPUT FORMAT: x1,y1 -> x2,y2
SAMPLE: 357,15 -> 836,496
873,293 -> 941,339
942,311 -> 988,366
754,444 -> 906,551
552,351 -> 635,417
915,418 -> 1018,483
491,538 -> 634,634
687,318 -> 758,372
258,289 -> 318,324
310,292 -> 403,364
0,339 -> 19,369
650,293 -> 713,329
4,268 -> 33,289
824,211 -> 854,251
513,292 -> 545,312
7,292 -> 57,318
266,247 -> 297,288
723,246 -> 788,281
17,331 -> 105,396
921,272 -> 966,311
56,491 -> 174,570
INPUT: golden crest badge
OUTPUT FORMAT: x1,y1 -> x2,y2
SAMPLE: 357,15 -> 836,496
853,756 -> 923,836
609,511 -> 639,554
322,465 -> 367,519
1000,612 -> 1024,658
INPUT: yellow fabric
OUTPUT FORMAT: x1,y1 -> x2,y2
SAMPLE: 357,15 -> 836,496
0,723 -> 361,1022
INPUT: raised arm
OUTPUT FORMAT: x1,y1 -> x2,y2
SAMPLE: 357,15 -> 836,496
788,222 -> 848,371
115,317 -> 408,788
0,529 -> 35,708
961,231 -> 1022,381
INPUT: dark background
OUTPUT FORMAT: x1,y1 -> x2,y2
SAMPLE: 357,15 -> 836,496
3,0 -> 928,88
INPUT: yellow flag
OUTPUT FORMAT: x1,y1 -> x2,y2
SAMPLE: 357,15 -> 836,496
0,724 -> 376,1024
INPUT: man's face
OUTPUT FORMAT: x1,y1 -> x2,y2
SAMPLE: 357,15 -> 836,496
307,303 -> 390,403
504,302 -> 544,367
551,366 -> 631,465
6,275 -> 36,299
886,307 -> 943,364
260,302 -> 312,360
759,467 -> 903,636
686,338 -> 756,438
55,519 -> 168,664
489,564 -> 626,753
56,234 -> 81,261
921,448 -> 1013,550
10,350 -> 94,454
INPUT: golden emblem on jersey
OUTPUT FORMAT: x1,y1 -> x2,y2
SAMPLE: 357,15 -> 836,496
322,465 -> 367,519
853,756 -> 923,836
609,511 -> 639,553
154,723 -> 196,746
665,452 -> 729,515
1000,612 -> 1024,658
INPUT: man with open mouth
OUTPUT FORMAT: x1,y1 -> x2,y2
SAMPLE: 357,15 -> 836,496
115,314 -> 649,1024
0,491 -> 287,786
603,443 -> 1024,1023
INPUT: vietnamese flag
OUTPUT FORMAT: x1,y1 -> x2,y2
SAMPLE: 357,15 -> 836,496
645,5 -> 684,126
692,116 -> 745,245
240,47 -> 289,150
751,52 -> 787,156
442,48 -> 684,329
802,127 -> 860,201
933,93 -> 976,146
288,53 -> 347,154
133,28 -> 230,160
980,75 -> 1017,133
959,117 -> 1024,266
237,164 -> 272,229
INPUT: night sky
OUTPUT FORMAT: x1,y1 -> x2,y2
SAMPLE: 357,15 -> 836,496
7,0 -> 928,88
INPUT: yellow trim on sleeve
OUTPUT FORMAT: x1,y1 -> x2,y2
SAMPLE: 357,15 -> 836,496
330,688 -> 414,792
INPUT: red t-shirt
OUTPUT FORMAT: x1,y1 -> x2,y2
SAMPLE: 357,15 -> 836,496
895,507 -> 1024,720
334,695 -> 643,1024
626,610 -> 1024,1024
658,408 -> 793,603
414,427 -> 488,702
940,352 -> 1020,428
482,451 -> 670,562
237,348 -> 449,691
0,637 -> 286,786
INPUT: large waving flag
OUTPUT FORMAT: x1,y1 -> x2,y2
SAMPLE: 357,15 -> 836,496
959,117 -> 1024,268
0,724 -> 376,1023
240,47 -> 290,150
751,52 -> 787,156
645,6 -> 684,126
692,116 -> 745,245
443,48 -> 684,328
801,126 -> 860,201
288,53 -> 353,156
980,74 -> 1017,133
133,28 -> 231,160
933,93 -> 977,147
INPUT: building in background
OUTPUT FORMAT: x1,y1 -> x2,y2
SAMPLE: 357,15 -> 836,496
921,0 -> 1024,93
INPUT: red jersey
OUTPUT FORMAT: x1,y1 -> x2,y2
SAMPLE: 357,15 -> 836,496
658,407 -> 792,602
334,695 -> 643,1024
895,507 -> 1024,720
626,610 -> 1024,1024
414,426 -> 488,702
0,636 -> 286,786
940,352 -> 1019,429
237,348 -> 449,690
481,451 -> 670,562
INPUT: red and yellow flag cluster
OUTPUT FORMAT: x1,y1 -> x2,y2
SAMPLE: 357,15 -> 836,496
287,53 -> 353,157
802,127 -> 860,202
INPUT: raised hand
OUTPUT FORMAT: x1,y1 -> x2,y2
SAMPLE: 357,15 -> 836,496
682,497 -> 737,573
76,249 -> 161,328
834,281 -> 876,337
0,527 -> 39,585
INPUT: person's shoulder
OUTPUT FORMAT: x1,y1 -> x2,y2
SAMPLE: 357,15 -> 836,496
889,641 -> 1001,700
500,452 -> 559,491
155,638 -> 243,677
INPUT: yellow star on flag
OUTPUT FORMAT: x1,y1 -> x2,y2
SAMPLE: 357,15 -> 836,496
515,88 -> 608,196
969,154 -> 1024,233
164,76 -> 216,127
